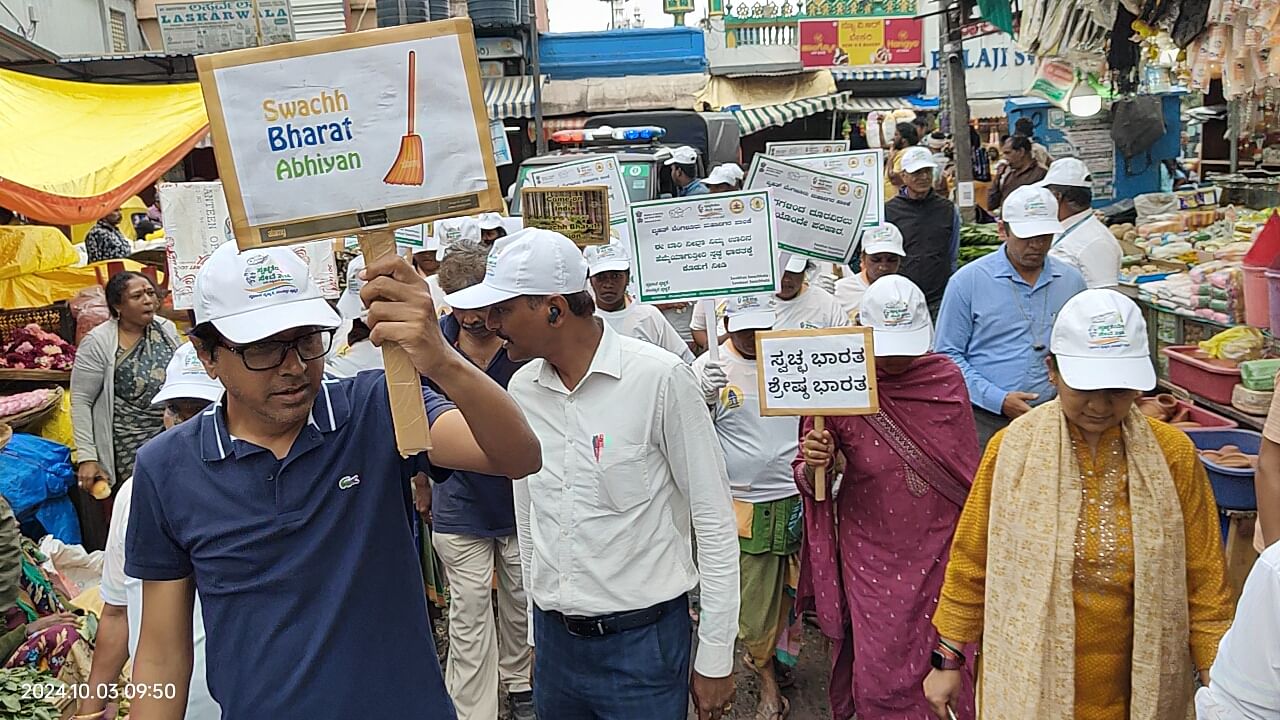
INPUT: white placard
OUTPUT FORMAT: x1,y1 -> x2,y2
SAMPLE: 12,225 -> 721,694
746,155 -> 870,264
756,328 -> 879,416
957,181 -> 975,208
765,140 -> 851,158
527,155 -> 629,218
609,215 -> 631,246
490,119 -> 512,167
198,21 -> 502,248
788,149 -> 885,227
628,190 -> 779,303
394,224 -> 427,249
161,181 -> 340,309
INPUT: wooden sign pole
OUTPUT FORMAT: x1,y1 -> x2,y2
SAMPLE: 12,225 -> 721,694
814,415 -> 826,502
358,228 -> 432,455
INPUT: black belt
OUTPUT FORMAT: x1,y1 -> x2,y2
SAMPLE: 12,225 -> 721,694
545,594 -> 686,638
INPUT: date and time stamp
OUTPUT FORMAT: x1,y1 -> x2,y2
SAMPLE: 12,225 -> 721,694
19,681 -> 178,702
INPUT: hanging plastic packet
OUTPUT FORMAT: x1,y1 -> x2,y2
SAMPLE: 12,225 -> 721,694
1024,57 -> 1077,109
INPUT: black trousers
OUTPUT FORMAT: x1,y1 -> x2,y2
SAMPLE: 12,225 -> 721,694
973,406 -> 1011,454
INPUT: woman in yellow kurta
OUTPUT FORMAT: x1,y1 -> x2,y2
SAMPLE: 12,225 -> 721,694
923,289 -> 1233,720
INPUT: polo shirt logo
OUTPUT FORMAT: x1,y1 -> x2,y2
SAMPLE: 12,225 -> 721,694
338,474 -> 361,490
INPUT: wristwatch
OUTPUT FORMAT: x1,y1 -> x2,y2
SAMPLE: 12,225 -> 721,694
930,648 -> 965,671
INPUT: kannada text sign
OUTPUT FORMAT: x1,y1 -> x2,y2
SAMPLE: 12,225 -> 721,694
756,327 -> 879,416
746,155 -> 869,263
788,149 -> 885,227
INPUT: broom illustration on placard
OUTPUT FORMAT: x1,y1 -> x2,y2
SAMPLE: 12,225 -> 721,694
383,50 -> 425,186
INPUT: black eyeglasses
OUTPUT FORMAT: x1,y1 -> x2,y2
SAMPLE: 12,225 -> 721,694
219,330 -> 334,371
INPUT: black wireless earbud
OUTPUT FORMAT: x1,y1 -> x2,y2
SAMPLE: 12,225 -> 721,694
548,306 -> 561,323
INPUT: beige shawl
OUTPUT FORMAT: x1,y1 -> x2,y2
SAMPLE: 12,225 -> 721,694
982,400 -> 1194,720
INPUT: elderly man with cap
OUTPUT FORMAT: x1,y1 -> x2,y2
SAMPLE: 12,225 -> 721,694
477,212 -> 508,246
694,294 -> 805,720
78,343 -> 224,720
690,255 -> 849,349
667,146 -> 710,197
886,145 -> 961,320
446,228 -> 739,720
124,242 -> 541,720
586,242 -> 695,363
835,222 -> 907,322
1040,157 -> 1121,289
935,185 -> 1086,449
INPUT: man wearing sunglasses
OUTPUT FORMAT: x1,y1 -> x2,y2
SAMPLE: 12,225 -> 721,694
124,241 -> 541,720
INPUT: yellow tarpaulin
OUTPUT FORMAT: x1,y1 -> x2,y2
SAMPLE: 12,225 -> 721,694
0,68 -> 208,225
0,261 -> 145,309
695,71 -> 837,111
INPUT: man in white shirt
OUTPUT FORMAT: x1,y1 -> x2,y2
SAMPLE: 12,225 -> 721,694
585,242 -> 695,363
445,228 -> 739,720
693,295 -> 803,720
78,343 -> 223,720
834,223 -> 907,322
691,255 -> 850,348
1195,540 -> 1280,719
1040,157 -> 1121,289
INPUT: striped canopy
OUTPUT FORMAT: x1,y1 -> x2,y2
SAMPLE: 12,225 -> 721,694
733,91 -> 849,135
483,75 -> 541,120
829,67 -> 929,82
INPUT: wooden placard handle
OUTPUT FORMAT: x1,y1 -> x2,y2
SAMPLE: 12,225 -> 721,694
358,228 -> 432,456
814,415 -> 826,502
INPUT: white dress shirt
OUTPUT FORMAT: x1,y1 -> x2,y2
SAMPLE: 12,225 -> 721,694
1048,209 -> 1122,289
596,302 -> 695,363
833,271 -> 870,322
509,324 -> 740,678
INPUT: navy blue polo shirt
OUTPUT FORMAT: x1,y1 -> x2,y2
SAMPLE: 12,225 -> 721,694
429,314 -> 526,537
125,371 -> 457,720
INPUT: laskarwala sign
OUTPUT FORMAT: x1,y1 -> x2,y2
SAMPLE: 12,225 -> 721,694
157,0 -> 294,54
799,18 -> 922,67
197,20 -> 503,249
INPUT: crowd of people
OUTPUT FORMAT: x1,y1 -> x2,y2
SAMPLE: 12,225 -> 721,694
2,129 -> 1264,720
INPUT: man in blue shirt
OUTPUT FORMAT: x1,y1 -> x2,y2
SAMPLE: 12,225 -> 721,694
666,146 -> 709,197
125,242 -> 541,720
935,185 -> 1086,449
429,244 -> 534,720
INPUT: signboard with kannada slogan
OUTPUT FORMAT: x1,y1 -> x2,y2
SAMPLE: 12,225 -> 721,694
755,327 -> 879,417
628,190 -> 779,304
788,149 -> 885,227
765,140 -> 850,158
196,19 -> 503,250
745,155 -> 869,264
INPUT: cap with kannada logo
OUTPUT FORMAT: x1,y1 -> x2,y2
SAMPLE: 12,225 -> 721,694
900,146 -> 938,174
194,242 -> 340,344
859,275 -> 932,356
444,228 -> 590,310
861,223 -> 906,257
151,342 -> 225,405
1050,288 -> 1155,391
664,146 -> 699,166
584,242 -> 630,277
725,294 -> 776,332
1037,157 -> 1093,189
1001,185 -> 1064,239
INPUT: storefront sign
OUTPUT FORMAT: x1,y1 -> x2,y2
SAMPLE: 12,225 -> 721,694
196,20 -> 502,249
628,190 -> 779,303
756,327 -> 879,416
798,18 -> 923,68
787,149 -> 885,227
527,155 -> 629,219
521,186 -> 611,245
160,181 -> 339,309
930,32 -> 1036,101
745,155 -> 869,263
157,0 -> 294,54
476,36 -> 523,59
765,140 -> 851,158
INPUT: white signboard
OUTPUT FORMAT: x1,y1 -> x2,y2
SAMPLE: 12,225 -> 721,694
746,155 -> 869,264
394,224 -> 427,249
788,149 -> 885,227
157,0 -> 294,54
756,327 -> 879,416
765,140 -> 851,158
628,190 -> 779,303
527,155 -> 629,218
160,181 -> 339,309
197,20 -> 503,249
490,119 -> 512,167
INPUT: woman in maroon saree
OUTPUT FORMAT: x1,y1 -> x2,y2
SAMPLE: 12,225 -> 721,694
793,276 -> 979,720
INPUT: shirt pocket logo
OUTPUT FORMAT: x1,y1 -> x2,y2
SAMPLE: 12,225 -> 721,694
596,444 -> 650,513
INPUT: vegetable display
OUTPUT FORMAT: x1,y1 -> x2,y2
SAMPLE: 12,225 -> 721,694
0,324 -> 75,371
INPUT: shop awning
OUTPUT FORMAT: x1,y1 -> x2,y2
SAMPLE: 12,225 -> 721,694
697,71 -> 836,113
734,91 -> 850,135
0,68 -> 208,225
483,75 -> 542,120
0,26 -> 57,64
830,67 -> 929,82
838,97 -> 915,113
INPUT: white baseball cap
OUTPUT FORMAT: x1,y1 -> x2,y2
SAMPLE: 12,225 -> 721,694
336,254 -> 367,320
477,212 -> 505,231
705,164 -> 739,187
900,146 -> 938,174
664,146 -> 699,166
194,242 -> 340,344
1037,157 -> 1093,188
725,294 -> 776,332
444,228 -> 589,309
860,275 -> 932,356
1050,289 -> 1155,391
151,342 -> 225,405
784,255 -> 810,274
1001,185 -> 1064,239
584,242 -> 630,276
861,223 -> 906,257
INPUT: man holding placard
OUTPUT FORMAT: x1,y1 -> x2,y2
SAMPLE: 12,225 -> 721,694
694,295 -> 804,720
445,228 -> 740,720
586,242 -> 695,363
125,243 -> 541,720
